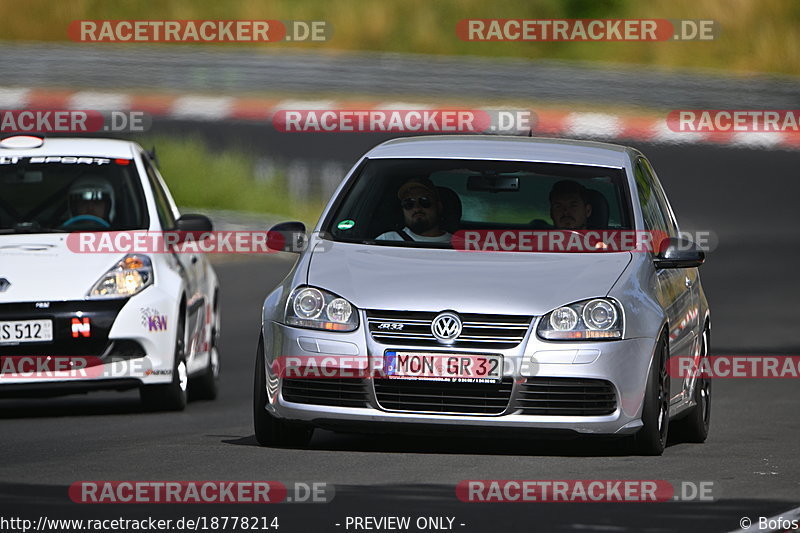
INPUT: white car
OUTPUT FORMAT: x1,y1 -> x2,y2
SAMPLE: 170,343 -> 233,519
0,135 -> 220,410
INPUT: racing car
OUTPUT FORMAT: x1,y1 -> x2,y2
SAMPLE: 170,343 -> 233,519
0,135 -> 220,410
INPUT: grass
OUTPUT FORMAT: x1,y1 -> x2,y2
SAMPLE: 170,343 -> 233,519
0,0 -> 798,75
138,135 -> 326,226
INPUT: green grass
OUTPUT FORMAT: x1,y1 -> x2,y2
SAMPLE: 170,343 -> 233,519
1,0 -> 799,74
139,135 -> 326,226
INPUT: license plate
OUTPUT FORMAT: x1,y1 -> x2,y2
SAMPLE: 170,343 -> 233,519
384,351 -> 502,383
0,320 -> 53,344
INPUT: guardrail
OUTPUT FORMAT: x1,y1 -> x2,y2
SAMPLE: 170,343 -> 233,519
1,42 -> 798,108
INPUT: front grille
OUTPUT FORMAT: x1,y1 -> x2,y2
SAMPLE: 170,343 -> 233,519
0,299 -> 126,356
366,310 -> 531,349
516,378 -> 617,416
374,378 -> 513,414
282,378 -> 368,408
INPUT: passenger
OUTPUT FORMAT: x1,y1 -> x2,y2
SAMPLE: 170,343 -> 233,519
549,180 -> 592,230
376,178 -> 452,243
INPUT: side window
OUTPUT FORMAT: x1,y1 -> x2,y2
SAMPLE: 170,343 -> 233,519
140,155 -> 176,229
635,159 -> 668,233
641,158 -> 678,236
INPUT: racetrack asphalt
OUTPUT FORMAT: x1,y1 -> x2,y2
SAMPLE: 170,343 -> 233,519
0,141 -> 798,532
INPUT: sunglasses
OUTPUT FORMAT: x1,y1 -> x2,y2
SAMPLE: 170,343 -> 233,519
401,196 -> 433,210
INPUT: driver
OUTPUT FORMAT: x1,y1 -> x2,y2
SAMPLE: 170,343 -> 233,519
64,176 -> 115,228
376,177 -> 451,243
549,180 -> 592,230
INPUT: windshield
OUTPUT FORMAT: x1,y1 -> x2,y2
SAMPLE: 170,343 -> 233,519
0,156 -> 148,233
323,158 -> 633,248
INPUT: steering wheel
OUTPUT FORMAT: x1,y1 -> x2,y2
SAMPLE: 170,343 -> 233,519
60,215 -> 111,229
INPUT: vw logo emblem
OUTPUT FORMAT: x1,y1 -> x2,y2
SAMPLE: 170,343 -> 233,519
431,312 -> 462,344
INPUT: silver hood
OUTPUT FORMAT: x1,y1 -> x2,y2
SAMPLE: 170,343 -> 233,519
307,241 -> 632,316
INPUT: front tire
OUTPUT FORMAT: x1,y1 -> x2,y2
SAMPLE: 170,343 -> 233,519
140,310 -> 188,411
253,333 -> 313,448
632,334 -> 670,455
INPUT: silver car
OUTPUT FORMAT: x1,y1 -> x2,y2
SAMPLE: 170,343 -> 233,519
253,136 -> 710,455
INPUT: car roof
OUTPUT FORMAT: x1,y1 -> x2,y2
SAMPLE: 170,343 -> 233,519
365,135 -> 634,168
0,137 -> 138,159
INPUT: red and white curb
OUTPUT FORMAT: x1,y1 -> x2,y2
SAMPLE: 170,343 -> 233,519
1,87 -> 798,150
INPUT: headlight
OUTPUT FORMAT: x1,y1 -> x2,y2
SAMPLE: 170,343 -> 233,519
538,298 -> 623,340
550,306 -> 578,331
582,299 -> 617,330
285,286 -> 358,332
88,254 -> 154,298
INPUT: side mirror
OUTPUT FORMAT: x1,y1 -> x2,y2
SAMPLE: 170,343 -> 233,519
654,237 -> 705,269
268,221 -> 307,253
175,214 -> 213,232
172,214 -> 213,245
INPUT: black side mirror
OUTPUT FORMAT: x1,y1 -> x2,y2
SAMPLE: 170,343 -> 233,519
268,221 -> 307,253
172,214 -> 213,245
175,214 -> 213,232
654,237 -> 705,269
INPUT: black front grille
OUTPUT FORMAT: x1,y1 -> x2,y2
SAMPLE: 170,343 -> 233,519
367,310 -> 531,350
374,378 -> 513,414
282,378 -> 368,408
0,299 -> 127,356
516,378 -> 617,416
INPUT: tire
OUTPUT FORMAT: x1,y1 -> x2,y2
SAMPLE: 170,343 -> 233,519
189,295 -> 220,401
140,309 -> 188,411
673,327 -> 711,443
632,334 -> 670,456
253,333 -> 314,448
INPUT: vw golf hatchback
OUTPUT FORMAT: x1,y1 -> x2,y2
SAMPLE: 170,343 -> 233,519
254,136 -> 710,455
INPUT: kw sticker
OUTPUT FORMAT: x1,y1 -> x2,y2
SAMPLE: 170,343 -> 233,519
140,307 -> 168,332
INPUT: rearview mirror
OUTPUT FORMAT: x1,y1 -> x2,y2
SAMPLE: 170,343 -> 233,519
653,237 -> 705,269
467,174 -> 520,192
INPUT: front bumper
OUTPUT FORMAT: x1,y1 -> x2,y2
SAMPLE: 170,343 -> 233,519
0,288 -> 179,393
262,320 -> 657,436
